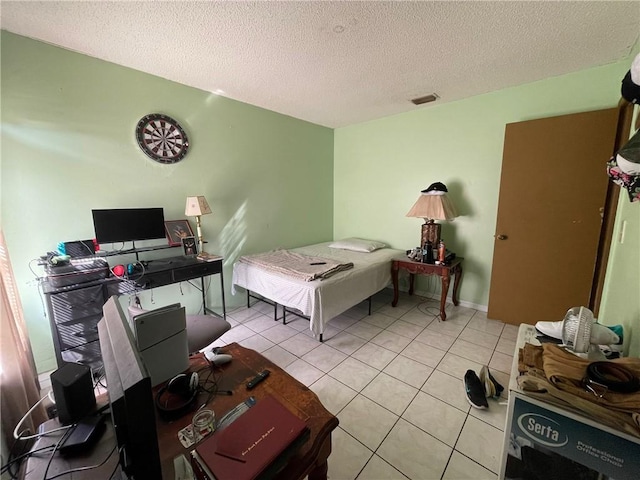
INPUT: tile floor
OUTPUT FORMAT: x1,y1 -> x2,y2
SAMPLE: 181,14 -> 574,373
211,289 -> 518,480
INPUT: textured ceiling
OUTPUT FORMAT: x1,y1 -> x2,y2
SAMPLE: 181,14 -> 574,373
1,1 -> 639,128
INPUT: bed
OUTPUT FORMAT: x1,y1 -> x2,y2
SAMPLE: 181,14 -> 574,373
232,240 -> 404,340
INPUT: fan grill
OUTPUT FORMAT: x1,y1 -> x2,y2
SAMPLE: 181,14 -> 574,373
562,306 -> 594,353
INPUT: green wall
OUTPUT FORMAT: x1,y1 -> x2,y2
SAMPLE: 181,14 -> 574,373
1,32 -> 334,373
599,107 -> 640,357
2,30 -> 639,373
334,55 -> 639,353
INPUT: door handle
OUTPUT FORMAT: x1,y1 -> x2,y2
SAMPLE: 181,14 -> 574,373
495,234 -> 508,240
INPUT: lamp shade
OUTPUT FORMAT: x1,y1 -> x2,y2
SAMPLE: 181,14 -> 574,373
406,192 -> 458,221
185,196 -> 212,217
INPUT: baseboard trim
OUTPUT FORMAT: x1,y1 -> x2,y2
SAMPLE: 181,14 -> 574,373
399,286 -> 488,313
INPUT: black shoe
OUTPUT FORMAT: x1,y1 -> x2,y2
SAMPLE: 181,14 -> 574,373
464,370 -> 488,409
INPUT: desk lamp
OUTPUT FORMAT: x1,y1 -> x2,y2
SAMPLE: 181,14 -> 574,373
185,196 -> 212,254
406,182 -> 458,248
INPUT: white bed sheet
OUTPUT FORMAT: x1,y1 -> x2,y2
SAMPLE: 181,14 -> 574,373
232,242 -> 403,336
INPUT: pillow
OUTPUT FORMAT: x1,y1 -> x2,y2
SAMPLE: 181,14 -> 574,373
328,238 -> 386,253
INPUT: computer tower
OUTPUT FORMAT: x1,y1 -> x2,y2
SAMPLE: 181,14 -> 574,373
50,363 -> 95,425
130,304 -> 189,387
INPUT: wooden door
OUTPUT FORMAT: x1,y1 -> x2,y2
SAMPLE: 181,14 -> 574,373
488,109 -> 618,325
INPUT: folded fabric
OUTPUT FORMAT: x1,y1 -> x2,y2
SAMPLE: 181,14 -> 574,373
541,344 -> 640,411
518,342 -> 544,374
517,371 -> 640,438
517,343 -> 640,438
239,249 -> 353,281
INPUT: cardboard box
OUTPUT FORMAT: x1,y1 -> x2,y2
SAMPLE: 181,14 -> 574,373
499,325 -> 640,480
502,392 -> 640,480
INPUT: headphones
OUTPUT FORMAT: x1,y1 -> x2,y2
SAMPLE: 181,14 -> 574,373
154,372 -> 200,420
127,263 -> 143,275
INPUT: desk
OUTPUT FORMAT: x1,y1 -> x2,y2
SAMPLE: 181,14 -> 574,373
157,342 -> 339,480
42,255 -> 226,371
22,417 -> 121,479
391,257 -> 463,321
123,255 -> 226,320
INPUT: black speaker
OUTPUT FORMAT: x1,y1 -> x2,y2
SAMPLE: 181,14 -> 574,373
50,363 -> 96,425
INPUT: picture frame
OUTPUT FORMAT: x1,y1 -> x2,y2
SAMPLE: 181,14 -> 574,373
165,220 -> 194,246
181,236 -> 198,256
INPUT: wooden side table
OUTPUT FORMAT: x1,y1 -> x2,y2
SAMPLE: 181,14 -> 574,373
391,257 -> 463,321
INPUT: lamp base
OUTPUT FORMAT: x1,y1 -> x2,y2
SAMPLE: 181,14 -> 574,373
195,216 -> 204,254
196,251 -> 220,261
421,222 -> 441,248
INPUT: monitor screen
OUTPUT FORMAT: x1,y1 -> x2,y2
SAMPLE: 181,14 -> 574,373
98,297 -> 162,479
92,208 -> 166,245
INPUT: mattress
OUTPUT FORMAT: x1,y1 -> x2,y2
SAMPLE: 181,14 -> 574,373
232,242 -> 403,335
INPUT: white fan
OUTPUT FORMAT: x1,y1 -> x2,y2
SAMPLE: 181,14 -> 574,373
561,307 -> 619,359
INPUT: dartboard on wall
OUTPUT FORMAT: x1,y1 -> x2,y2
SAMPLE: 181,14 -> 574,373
135,113 -> 189,163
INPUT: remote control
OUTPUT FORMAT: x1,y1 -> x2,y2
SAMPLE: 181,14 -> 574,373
246,370 -> 270,390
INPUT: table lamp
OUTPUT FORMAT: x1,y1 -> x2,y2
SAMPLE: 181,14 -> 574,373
185,196 -> 212,254
406,182 -> 458,248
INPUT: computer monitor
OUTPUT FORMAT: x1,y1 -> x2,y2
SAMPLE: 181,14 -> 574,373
92,208 -> 166,245
98,297 -> 162,479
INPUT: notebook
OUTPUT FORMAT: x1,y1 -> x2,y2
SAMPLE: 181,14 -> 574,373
192,395 -> 308,480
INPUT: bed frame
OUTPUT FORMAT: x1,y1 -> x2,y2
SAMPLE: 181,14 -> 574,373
245,290 -> 373,342
232,242 -> 403,341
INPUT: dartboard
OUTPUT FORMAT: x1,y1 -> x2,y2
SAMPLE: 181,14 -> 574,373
135,113 -> 189,163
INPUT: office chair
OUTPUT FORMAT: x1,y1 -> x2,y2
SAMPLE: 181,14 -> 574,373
128,304 -> 231,354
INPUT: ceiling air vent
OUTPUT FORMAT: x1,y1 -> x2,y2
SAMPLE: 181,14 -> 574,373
411,94 -> 439,105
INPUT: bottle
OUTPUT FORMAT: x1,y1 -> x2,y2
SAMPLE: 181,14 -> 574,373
424,241 -> 434,263
437,240 -> 446,264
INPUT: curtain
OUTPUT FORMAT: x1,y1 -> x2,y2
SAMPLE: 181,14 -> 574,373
0,230 -> 47,448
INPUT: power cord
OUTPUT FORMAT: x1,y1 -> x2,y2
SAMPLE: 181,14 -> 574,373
185,276 -> 211,314
2,435 -> 29,479
195,359 -> 233,409
126,260 -> 147,282
417,301 -> 444,322
109,260 -> 146,282
41,428 -> 74,480
78,240 -> 95,256
411,275 -> 446,321
12,393 -> 74,441
44,444 -> 118,480
0,440 -> 57,478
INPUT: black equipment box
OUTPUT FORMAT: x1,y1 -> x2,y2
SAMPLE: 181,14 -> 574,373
45,259 -> 110,288
63,240 -> 96,258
